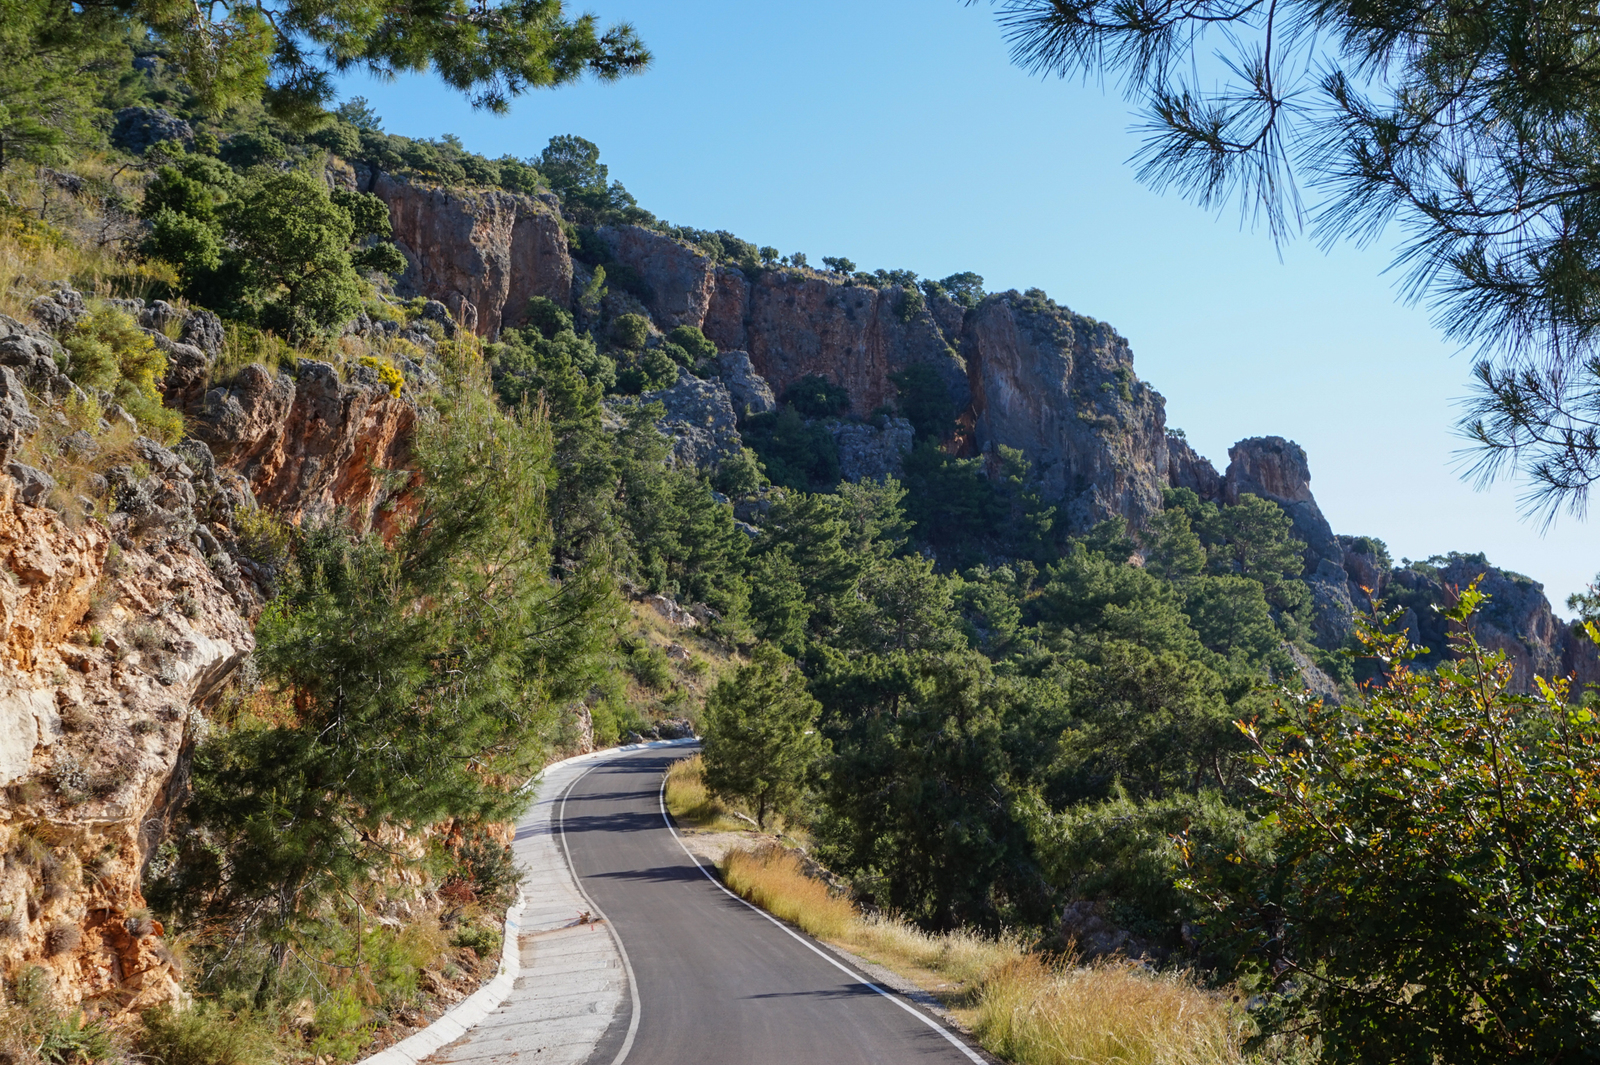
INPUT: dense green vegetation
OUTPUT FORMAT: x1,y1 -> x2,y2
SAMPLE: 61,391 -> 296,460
3,9 -> 1598,1062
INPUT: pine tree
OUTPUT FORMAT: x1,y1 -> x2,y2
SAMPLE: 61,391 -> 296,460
701,646 -> 826,829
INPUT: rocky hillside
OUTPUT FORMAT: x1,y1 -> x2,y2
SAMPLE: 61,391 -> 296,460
361,173 -> 1171,532
0,298 -> 416,1012
360,169 -> 1594,682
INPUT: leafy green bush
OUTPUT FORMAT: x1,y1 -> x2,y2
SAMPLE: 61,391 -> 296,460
741,408 -> 840,492
783,374 -> 850,418
138,1004 -> 273,1065
608,313 -> 650,351
450,920 -> 502,957
627,641 -> 673,691
61,306 -> 183,443
1192,590 -> 1600,1063
614,346 -> 677,394
666,324 -> 717,364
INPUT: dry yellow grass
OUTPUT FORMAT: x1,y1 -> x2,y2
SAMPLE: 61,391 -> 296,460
722,844 -> 856,940
14,390 -> 147,524
663,754 -> 749,832
974,954 -> 1246,1065
0,201 -> 174,322
713,842 -> 1253,1065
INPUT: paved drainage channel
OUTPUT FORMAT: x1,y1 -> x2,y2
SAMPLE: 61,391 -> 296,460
360,740 -> 696,1065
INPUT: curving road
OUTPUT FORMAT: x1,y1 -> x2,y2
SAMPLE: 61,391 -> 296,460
557,745 -> 989,1065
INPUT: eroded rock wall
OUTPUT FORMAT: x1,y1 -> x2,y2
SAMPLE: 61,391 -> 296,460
194,360 -> 416,531
374,172 -> 571,337
0,291 -> 425,1013
965,293 -> 1169,530
0,474 -> 253,1013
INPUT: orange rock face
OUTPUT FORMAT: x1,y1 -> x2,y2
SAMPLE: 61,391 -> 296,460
195,361 -> 417,532
375,173 -> 572,337
0,476 -> 253,1013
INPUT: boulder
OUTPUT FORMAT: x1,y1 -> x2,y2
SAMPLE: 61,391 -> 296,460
28,286 -> 86,333
0,367 -> 40,466
630,370 -> 743,470
109,107 -> 193,154
829,418 -> 914,483
655,717 -> 695,739
647,594 -> 698,629
180,309 -> 226,357
714,351 -> 776,416
7,463 -> 56,508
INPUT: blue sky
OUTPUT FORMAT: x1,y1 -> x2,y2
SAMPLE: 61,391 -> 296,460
335,0 -> 1596,611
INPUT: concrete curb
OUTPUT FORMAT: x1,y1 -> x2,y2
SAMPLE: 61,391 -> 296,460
358,738 -> 696,1065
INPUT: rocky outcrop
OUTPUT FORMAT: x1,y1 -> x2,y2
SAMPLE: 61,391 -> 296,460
1224,436 -> 1355,643
0,314 -> 77,402
1166,433 -> 1222,502
373,173 -> 572,337
195,361 -> 416,530
0,368 -> 40,468
109,107 -> 193,154
1343,550 -> 1600,695
595,226 -> 723,329
966,292 -> 1169,531
714,352 -> 776,417
0,471 -> 253,1013
591,227 -> 970,421
744,273 -> 967,419
830,418 -> 914,483
627,370 -> 743,470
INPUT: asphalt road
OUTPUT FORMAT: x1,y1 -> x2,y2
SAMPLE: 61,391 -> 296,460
557,746 -> 989,1065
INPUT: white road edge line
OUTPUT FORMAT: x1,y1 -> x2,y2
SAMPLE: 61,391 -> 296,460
558,761 -> 644,1065
654,766 -> 989,1065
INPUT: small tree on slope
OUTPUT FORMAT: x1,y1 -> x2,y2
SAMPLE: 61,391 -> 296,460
702,645 -> 827,830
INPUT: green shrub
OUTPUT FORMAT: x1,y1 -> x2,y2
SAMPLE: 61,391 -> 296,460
138,1005 -> 273,1065
627,643 -> 673,691
62,306 -> 183,444
614,347 -> 677,394
666,324 -> 717,363
309,988 -> 366,1060
608,313 -> 650,351
450,920 -> 501,957
783,374 -> 850,418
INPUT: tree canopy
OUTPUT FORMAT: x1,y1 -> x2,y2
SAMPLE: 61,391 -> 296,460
0,0 -> 650,159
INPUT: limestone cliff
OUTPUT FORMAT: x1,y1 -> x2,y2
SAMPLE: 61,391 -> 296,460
358,168 -> 1595,685
1223,436 -> 1356,644
193,360 -> 416,532
372,172 -> 572,337
965,292 -> 1169,529
589,225 -> 1171,530
1342,546 -> 1600,695
0,296 -> 420,1012
0,464 -> 252,1014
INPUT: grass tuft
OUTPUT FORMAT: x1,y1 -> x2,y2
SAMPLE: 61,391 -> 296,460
663,754 -> 747,832
722,845 -> 856,941
974,954 -> 1246,1065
